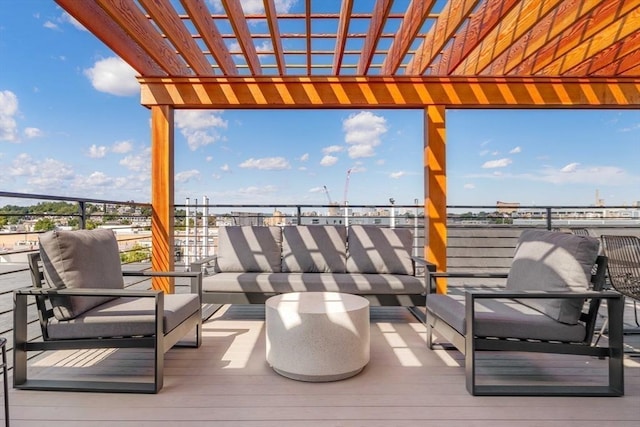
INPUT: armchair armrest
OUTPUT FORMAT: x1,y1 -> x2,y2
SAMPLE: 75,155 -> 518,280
122,270 -> 202,295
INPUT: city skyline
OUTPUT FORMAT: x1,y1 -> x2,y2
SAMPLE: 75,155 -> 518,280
1,1 -> 640,207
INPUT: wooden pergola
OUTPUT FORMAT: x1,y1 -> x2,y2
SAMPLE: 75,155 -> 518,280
57,0 -> 640,294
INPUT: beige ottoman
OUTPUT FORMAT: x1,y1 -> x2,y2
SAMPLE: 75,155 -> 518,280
265,291 -> 370,382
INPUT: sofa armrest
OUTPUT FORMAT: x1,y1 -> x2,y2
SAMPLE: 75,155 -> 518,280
190,255 -> 218,277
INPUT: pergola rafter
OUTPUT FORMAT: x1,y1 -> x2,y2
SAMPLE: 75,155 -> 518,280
55,0 -> 640,294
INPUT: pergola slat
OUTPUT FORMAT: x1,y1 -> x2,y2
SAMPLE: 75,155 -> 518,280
380,0 -> 436,74
567,32 -> 640,76
405,0 -> 480,75
432,0 -> 520,75
139,0 -> 214,76
540,6 -> 640,75
182,0 -> 238,76
453,0 -> 565,75
222,0 -> 262,75
357,0 -> 392,75
484,0 -> 602,76
594,47 -> 640,76
332,0 -> 354,74
511,0 -> 637,76
264,0 -> 286,75
94,0 -> 191,75
56,0 -> 166,76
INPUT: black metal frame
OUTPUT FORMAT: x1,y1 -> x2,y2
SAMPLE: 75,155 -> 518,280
426,255 -> 625,396
13,253 -> 203,394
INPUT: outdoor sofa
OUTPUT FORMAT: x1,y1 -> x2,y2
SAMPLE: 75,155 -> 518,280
191,224 -> 431,309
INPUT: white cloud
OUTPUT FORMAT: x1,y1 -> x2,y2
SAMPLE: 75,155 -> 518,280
23,127 -> 42,138
300,153 -> 309,162
320,155 -> 338,166
206,156 -> 213,162
343,111 -> 387,158
221,164 -> 231,172
120,147 -> 151,173
209,0 -> 295,14
0,90 -> 19,142
112,140 -> 133,154
309,186 -> 324,193
85,171 -> 113,186
482,158 -> 512,168
88,144 -> 108,158
322,145 -> 343,154
175,110 -> 228,151
84,57 -> 139,97
175,169 -> 200,183
390,171 -> 406,179
9,154 -> 74,189
237,185 -> 278,195
239,157 -> 290,170
560,162 -> 580,173
43,21 -> 58,30
464,183 -> 475,189
510,146 -> 522,154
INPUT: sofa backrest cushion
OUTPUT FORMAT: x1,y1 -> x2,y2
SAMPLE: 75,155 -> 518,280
281,225 -> 347,273
38,229 -> 124,321
506,229 -> 600,325
346,225 -> 414,275
216,226 -> 282,273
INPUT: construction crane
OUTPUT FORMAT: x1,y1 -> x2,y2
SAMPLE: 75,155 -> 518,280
343,169 -> 352,205
323,185 -> 333,205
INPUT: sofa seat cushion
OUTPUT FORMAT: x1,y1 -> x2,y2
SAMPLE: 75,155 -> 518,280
216,226 -> 282,273
281,225 -> 347,273
38,229 -> 125,321
346,225 -> 414,275
203,272 -> 424,295
426,293 -> 586,343
46,294 -> 200,340
506,229 -> 600,325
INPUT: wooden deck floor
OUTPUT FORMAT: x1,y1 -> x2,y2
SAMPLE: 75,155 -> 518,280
6,305 -> 640,427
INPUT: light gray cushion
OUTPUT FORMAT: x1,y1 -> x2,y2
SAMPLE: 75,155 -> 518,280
282,225 -> 347,273
39,229 -> 124,321
346,225 -> 414,275
216,226 -> 282,273
46,293 -> 200,340
426,293 -> 587,342
506,229 -> 600,324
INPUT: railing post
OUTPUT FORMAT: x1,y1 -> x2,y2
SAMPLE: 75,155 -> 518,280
297,205 -> 301,225
546,207 -> 552,230
78,201 -> 86,229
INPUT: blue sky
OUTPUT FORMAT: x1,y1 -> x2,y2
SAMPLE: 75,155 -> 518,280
1,1 -> 639,208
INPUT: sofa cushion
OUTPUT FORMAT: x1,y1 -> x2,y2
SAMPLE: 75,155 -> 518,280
346,225 -> 414,275
506,229 -> 600,324
38,229 -> 125,321
216,226 -> 282,273
282,225 -> 347,273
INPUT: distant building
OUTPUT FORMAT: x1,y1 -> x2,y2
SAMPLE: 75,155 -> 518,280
496,201 -> 520,214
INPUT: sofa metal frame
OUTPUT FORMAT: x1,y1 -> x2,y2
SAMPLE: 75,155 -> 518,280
13,252 -> 203,394
426,255 -> 625,396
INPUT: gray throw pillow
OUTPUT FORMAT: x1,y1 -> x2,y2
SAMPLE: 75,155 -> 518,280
506,229 -> 600,324
281,225 -> 347,273
346,225 -> 414,275
216,226 -> 282,272
38,229 -> 124,321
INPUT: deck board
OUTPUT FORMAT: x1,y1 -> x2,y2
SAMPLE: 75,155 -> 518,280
6,305 -> 640,426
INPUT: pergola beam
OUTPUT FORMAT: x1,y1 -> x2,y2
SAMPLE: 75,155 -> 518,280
139,76 -> 640,108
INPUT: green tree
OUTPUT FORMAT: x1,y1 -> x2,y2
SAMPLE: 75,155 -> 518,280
120,244 -> 151,264
34,218 -> 56,231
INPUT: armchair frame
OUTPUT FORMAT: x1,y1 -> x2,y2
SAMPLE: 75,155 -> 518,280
13,252 -> 203,393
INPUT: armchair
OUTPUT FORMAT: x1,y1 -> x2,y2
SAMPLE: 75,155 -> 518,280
13,229 -> 202,393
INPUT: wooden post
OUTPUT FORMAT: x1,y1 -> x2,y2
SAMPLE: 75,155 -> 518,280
150,105 -> 175,293
425,105 -> 447,294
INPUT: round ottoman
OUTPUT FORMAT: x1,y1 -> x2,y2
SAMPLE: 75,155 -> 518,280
265,291 -> 370,382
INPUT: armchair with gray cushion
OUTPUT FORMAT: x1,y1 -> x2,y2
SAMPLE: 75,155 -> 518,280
13,229 -> 202,393
425,229 -> 624,396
